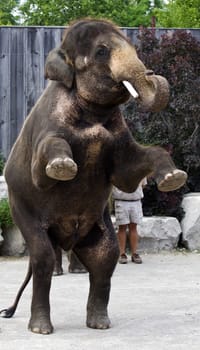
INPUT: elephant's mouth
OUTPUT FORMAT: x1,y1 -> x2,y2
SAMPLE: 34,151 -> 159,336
122,81 -> 139,99
119,75 -> 169,112
114,81 -> 139,99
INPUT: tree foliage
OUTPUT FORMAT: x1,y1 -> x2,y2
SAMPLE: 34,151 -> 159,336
0,0 -> 19,25
123,28 -> 200,219
154,0 -> 200,28
19,0 -> 163,26
1,0 -> 199,28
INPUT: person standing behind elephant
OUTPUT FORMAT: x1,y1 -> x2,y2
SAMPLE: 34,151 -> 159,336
113,178 -> 147,264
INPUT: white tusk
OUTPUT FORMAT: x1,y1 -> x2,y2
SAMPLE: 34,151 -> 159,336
122,80 -> 139,99
84,56 -> 88,65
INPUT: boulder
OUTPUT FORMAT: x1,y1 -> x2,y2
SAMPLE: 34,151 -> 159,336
137,216 -> 181,252
0,227 -> 4,246
112,215 -> 182,253
0,175 -> 8,199
181,192 -> 200,251
0,176 -> 7,247
0,175 -> 26,256
0,225 -> 26,256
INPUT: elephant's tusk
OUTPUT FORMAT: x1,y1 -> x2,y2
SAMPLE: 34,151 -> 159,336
122,81 -> 139,99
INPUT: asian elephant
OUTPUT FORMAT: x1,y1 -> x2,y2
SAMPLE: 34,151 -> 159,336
54,248 -> 87,275
1,18 -> 187,334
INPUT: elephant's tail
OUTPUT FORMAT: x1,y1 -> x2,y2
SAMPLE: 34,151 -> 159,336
0,259 -> 32,318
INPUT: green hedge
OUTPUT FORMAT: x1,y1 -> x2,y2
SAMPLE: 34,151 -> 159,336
0,153 -> 5,176
0,198 -> 13,228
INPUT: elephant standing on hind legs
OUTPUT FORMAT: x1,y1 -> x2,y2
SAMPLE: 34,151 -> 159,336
0,18 -> 187,334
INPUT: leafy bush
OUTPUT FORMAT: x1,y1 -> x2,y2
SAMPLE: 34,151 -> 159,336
142,179 -> 186,221
123,28 -> 200,220
0,153 -> 5,175
0,199 -> 13,228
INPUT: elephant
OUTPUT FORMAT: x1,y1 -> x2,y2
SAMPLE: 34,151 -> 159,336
0,18 -> 187,334
54,248 -> 87,275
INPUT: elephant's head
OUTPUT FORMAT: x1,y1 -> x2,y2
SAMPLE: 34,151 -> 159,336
45,19 -> 169,112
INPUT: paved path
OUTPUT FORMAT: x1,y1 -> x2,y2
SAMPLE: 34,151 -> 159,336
0,252 -> 200,350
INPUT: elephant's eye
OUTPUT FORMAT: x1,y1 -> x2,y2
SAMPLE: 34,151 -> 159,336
95,46 -> 109,60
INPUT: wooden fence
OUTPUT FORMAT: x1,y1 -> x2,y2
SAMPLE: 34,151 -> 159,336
0,26 -> 199,159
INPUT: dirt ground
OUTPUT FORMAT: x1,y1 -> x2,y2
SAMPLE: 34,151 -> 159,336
0,251 -> 200,350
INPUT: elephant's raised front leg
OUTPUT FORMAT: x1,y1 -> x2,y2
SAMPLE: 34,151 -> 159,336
144,146 -> 187,191
112,134 -> 187,193
31,134 -> 77,189
157,169 -> 187,192
46,156 -> 77,181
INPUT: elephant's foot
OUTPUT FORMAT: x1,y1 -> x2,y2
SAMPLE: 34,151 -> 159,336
28,315 -> 53,335
68,259 -> 88,274
46,157 -> 77,181
53,259 -> 64,276
68,251 -> 88,273
87,311 -> 111,329
68,266 -> 87,273
53,266 -> 63,276
158,169 -> 187,192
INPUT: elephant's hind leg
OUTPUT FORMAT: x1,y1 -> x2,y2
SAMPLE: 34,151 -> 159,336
28,237 -> 55,334
75,219 -> 119,329
11,202 -> 55,334
86,273 -> 112,329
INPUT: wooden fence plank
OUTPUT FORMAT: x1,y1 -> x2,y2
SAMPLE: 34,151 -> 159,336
0,28 -> 11,158
10,28 -> 26,147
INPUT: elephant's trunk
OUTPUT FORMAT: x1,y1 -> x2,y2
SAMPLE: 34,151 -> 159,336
131,72 -> 170,112
110,40 -> 169,112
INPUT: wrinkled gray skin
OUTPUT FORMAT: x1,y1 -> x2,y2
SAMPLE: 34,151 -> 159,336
3,19 -> 187,334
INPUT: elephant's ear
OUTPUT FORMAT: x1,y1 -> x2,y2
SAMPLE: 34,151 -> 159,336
45,48 -> 74,89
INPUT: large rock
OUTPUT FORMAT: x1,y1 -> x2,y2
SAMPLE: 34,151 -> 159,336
181,193 -> 200,251
0,175 -> 26,256
0,175 -> 8,199
137,216 -> 181,252
0,176 -> 7,247
0,226 -> 26,256
0,227 -> 4,246
112,215 -> 182,253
